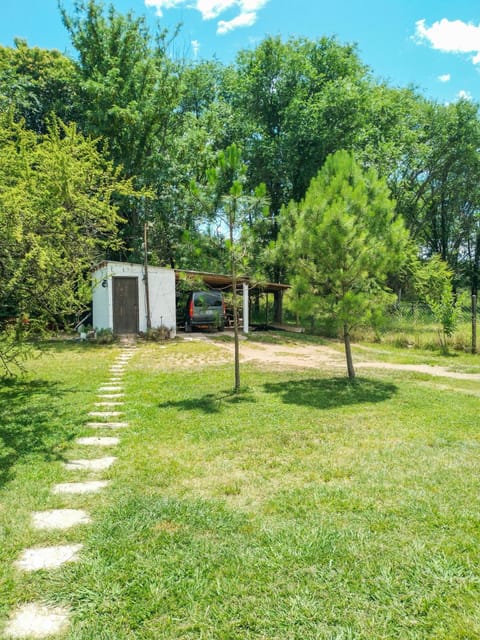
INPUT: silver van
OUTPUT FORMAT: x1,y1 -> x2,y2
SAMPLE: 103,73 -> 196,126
184,291 -> 226,332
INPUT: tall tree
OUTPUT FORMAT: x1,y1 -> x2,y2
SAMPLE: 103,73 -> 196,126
229,36 -> 373,316
378,98 -> 480,295
61,0 -> 183,254
419,101 -> 480,294
280,150 -> 409,378
0,39 -> 79,133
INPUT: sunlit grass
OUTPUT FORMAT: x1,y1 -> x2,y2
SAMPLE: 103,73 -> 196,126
1,338 -> 480,638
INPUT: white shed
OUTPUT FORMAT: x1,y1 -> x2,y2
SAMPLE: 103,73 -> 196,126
92,261 -> 176,336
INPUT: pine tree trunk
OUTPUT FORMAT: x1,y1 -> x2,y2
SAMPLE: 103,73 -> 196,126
343,324 -> 356,379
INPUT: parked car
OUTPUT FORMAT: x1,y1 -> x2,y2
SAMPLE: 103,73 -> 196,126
184,290 -> 226,332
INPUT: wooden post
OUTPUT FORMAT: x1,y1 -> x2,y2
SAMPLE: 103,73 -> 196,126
472,294 -> 477,355
242,283 -> 249,333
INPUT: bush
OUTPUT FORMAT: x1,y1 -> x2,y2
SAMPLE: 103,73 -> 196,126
95,328 -> 115,344
145,326 -> 170,342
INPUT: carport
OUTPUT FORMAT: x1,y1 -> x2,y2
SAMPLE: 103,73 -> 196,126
175,269 -> 290,333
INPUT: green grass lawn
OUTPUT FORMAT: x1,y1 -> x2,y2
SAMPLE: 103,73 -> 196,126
1,337 -> 480,639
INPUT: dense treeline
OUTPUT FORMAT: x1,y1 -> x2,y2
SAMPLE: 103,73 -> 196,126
1,0 -> 480,334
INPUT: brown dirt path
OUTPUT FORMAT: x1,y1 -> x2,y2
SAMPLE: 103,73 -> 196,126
205,335 -> 480,382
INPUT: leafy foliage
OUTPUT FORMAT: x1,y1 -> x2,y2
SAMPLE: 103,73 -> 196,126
0,39 -> 79,133
414,254 -> 466,349
0,112 -> 137,374
1,4 -> 480,351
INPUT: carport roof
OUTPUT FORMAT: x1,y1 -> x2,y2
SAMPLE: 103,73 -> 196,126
174,269 -> 290,293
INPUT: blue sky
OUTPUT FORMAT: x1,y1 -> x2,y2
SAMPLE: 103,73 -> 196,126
1,0 -> 479,104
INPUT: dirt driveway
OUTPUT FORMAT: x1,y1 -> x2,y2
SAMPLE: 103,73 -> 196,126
191,334 -> 480,383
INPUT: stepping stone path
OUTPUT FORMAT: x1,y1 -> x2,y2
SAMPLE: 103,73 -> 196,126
15,544 -> 83,572
94,402 -> 123,407
76,436 -> 120,446
53,481 -> 110,494
4,604 -> 70,639
88,411 -> 124,417
32,509 -> 92,530
97,385 -> 123,392
86,421 -> 129,429
64,456 -> 117,471
4,346 -> 135,638
97,393 -> 125,400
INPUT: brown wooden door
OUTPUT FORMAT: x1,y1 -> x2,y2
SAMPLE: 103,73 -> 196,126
113,277 -> 139,334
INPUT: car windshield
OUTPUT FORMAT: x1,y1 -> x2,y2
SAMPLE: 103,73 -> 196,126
194,293 -> 222,307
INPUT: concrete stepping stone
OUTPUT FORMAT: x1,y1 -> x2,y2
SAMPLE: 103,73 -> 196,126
53,481 -> 109,494
14,544 -> 83,572
76,436 -> 120,446
88,411 -> 124,418
86,421 -> 129,429
64,457 -> 117,471
32,509 -> 91,530
108,377 -> 123,382
94,402 -> 124,407
98,385 -> 123,392
3,603 -> 70,638
97,392 -> 125,399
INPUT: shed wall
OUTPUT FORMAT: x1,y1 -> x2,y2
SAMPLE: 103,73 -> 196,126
92,262 -> 176,336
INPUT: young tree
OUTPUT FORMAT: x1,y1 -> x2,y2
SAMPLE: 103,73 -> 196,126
281,150 -> 409,378
413,254 -> 465,351
195,143 -> 267,392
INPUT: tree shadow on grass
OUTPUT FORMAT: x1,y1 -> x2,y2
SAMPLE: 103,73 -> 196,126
263,377 -> 397,409
159,390 -> 257,415
0,378 -> 75,487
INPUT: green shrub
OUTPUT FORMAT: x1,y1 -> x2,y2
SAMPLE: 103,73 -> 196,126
145,326 -> 171,342
95,328 -> 115,344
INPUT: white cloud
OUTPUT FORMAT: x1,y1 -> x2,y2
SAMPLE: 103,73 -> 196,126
145,0 -> 268,32
191,39 -> 200,57
217,11 -> 256,34
415,18 -> 480,64
458,89 -> 472,100
438,73 -> 451,83
144,0 -> 183,17
196,0 -> 237,20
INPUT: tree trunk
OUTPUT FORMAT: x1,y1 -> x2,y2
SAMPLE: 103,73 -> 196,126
343,324 -> 356,379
